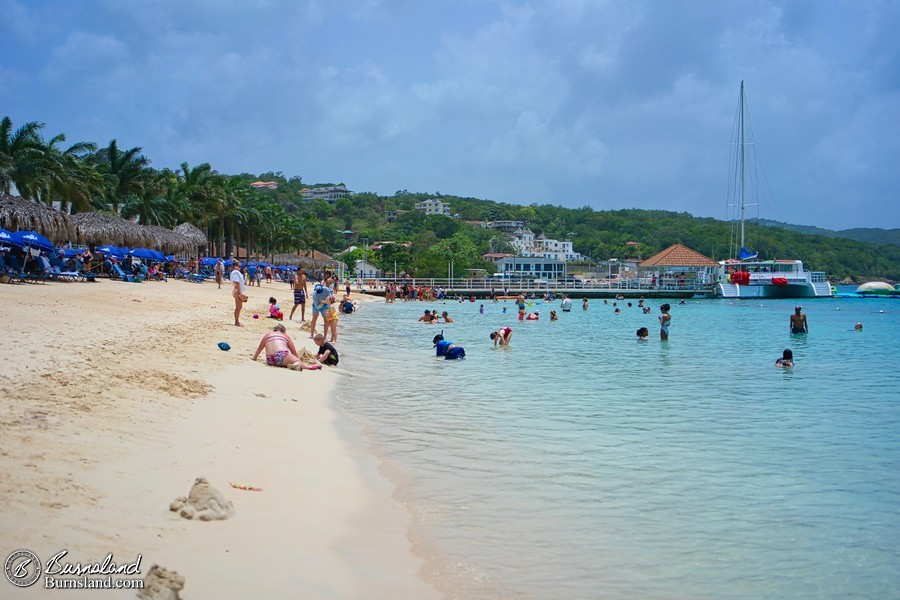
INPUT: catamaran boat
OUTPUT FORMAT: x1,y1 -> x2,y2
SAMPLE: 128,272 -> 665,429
716,257 -> 832,298
713,82 -> 832,299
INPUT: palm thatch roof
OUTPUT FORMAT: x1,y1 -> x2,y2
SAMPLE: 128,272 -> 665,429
271,252 -> 347,270
172,222 -> 207,245
70,212 -> 153,248
0,193 -> 74,243
145,225 -> 196,254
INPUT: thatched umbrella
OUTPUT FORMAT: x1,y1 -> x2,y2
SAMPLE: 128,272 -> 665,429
71,212 -> 153,249
0,193 -> 74,243
144,225 -> 195,254
271,252 -> 346,271
172,222 -> 207,246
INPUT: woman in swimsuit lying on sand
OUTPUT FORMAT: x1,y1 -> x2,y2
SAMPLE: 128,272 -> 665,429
251,324 -> 321,370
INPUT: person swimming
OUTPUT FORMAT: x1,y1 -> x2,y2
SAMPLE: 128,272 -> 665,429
775,349 -> 794,367
636,327 -> 649,340
433,333 -> 465,360
550,310 -> 558,321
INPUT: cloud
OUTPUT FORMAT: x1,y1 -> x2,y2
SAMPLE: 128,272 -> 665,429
1,0 -> 898,229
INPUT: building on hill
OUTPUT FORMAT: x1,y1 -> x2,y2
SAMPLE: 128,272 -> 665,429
484,220 -> 526,233
414,198 -> 451,216
385,209 -> 406,223
250,181 -> 278,190
302,185 -> 351,204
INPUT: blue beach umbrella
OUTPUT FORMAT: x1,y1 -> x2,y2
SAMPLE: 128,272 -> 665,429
12,230 -> 54,251
129,248 -> 157,260
58,247 -> 78,257
0,227 -> 22,247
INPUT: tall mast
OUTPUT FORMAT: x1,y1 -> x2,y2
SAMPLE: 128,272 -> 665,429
739,80 -> 745,251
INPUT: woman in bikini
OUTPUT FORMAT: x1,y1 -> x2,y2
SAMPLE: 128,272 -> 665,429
251,324 -> 321,370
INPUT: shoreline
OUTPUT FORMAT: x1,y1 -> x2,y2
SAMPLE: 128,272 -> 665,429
0,279 -> 437,598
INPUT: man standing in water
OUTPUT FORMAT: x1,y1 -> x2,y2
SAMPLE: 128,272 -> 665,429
790,305 -> 808,334
290,267 -> 308,322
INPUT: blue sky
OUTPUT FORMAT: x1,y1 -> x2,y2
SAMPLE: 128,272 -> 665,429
2,0 -> 898,230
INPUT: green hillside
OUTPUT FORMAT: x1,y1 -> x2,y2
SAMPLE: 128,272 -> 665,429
751,219 -> 900,247
3,115 -> 897,282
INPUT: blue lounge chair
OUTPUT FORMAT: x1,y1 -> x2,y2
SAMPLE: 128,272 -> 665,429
41,256 -> 80,281
111,262 -> 142,282
0,253 -> 26,283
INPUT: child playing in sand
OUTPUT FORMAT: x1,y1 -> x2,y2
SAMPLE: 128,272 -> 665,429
268,297 -> 284,320
314,333 -> 339,366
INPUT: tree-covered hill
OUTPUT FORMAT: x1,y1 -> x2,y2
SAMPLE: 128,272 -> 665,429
3,115 -> 897,281
750,219 -> 900,247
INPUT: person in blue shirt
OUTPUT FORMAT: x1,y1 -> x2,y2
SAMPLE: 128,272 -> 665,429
248,264 -> 258,287
309,282 -> 334,338
433,334 -> 465,360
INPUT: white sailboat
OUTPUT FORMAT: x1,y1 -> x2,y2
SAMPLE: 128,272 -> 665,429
714,81 -> 832,299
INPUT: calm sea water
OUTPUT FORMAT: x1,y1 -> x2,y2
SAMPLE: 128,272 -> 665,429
336,289 -> 900,600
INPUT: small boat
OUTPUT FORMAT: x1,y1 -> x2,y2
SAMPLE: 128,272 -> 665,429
714,82 -> 831,299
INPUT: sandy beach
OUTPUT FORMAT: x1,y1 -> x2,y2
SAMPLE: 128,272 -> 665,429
0,277 -> 437,599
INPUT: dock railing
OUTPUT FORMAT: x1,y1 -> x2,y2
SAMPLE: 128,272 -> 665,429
356,277 -> 716,294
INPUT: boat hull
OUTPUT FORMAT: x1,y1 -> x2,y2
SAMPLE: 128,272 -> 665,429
715,282 -> 831,298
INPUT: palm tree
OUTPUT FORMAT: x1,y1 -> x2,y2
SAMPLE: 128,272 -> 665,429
91,139 -> 150,213
121,168 -> 178,226
40,133 -> 103,213
0,116 -> 45,197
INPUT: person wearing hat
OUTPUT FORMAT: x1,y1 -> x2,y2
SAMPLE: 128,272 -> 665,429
433,334 -> 465,360
790,306 -> 808,334
309,281 -> 334,338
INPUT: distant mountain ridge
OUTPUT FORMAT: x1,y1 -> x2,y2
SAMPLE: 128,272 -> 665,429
749,219 -> 900,247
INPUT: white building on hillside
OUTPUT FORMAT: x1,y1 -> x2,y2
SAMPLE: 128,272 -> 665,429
302,185 -> 351,204
414,198 -> 451,216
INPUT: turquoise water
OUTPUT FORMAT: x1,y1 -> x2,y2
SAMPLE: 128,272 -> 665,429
336,292 -> 900,599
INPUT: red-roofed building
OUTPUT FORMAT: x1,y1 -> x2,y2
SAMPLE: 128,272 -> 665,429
638,244 -> 718,289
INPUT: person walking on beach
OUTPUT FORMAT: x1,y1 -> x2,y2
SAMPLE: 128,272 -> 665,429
214,258 -> 224,289
309,282 -> 334,338
290,267 -> 308,322
659,303 -> 671,341
790,306 -> 808,334
230,261 -> 247,327
252,324 -> 321,370
490,326 -> 513,347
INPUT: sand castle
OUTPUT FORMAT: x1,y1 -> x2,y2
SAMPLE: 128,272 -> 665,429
169,477 -> 234,521
137,564 -> 185,600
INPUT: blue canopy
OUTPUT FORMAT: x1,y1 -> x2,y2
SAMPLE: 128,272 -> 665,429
57,247 -> 79,257
129,248 -> 168,261
739,247 -> 758,261
13,230 -> 54,251
200,257 -> 219,266
96,245 -> 129,257
0,227 -> 22,248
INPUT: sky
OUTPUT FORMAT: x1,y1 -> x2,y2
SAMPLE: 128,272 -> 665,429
2,0 -> 898,230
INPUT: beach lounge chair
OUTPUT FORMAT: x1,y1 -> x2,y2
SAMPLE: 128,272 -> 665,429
42,256 -> 81,281
73,258 -> 97,282
110,262 -> 142,283
0,253 -> 26,283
